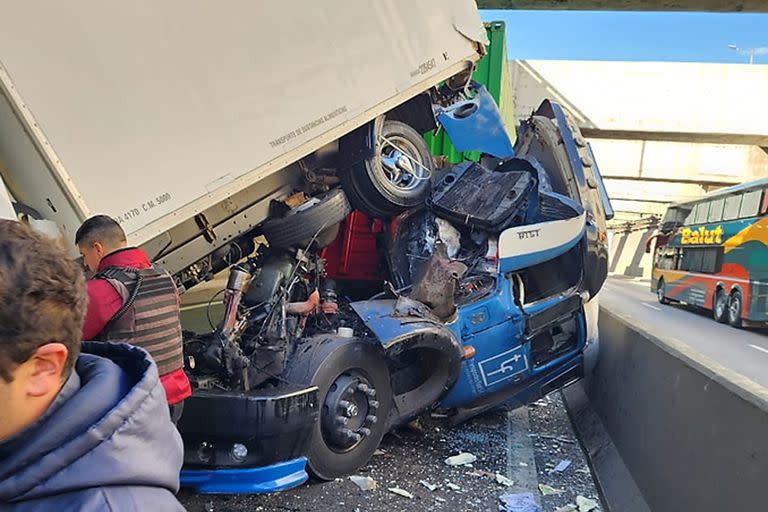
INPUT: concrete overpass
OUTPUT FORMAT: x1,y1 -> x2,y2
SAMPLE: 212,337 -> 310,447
477,1 -> 768,12
508,60 -> 768,223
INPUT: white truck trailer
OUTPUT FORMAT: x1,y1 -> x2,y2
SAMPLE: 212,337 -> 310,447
0,0 -> 486,285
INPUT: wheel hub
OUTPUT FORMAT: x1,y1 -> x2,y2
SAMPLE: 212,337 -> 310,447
321,373 -> 380,451
716,293 -> 725,316
380,140 -> 422,191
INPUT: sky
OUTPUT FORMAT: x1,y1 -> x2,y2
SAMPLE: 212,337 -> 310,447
479,10 -> 768,64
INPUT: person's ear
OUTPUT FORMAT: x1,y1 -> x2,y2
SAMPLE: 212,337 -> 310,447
92,241 -> 106,258
25,343 -> 68,397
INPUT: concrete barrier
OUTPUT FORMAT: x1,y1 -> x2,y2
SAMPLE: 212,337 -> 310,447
607,226 -> 656,279
566,306 -> 768,511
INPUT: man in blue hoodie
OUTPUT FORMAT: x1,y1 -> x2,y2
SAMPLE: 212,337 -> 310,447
0,219 -> 186,511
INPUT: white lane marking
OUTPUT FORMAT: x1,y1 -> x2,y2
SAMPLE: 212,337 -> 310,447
641,303 -> 662,311
749,344 -> 768,355
506,408 -> 513,477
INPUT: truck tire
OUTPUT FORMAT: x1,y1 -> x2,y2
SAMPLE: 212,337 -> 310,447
261,189 -> 351,248
341,118 -> 433,218
285,337 -> 392,480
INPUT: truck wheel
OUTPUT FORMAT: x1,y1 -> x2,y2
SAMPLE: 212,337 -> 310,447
260,189 -> 351,248
288,339 -> 392,480
713,288 -> 728,323
728,290 -> 743,328
341,118 -> 433,218
656,279 -> 670,305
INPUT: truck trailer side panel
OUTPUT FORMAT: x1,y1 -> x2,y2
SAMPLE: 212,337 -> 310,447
0,0 -> 485,246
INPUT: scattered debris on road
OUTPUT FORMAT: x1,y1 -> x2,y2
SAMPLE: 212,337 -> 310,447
539,484 -> 565,496
500,492 -> 541,512
496,473 -> 515,487
554,460 -> 572,473
444,452 -> 477,466
576,495 -> 600,511
180,391 -> 603,512
419,480 -> 439,491
387,487 -> 413,499
349,475 -> 377,491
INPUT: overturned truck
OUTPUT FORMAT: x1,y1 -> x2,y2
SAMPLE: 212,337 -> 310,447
179,87 -> 613,491
0,0 -> 612,493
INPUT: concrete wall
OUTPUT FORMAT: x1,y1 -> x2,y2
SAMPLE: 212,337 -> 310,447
580,307 -> 768,511
510,60 -> 768,140
608,226 -> 656,278
509,60 -> 768,224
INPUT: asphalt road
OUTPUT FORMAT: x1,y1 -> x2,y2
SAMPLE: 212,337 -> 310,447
601,276 -> 768,388
180,394 -> 602,512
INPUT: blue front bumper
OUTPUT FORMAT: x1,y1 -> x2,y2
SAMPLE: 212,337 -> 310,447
181,457 -> 309,494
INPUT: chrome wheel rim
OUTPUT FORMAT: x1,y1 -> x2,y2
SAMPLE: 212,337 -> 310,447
379,136 -> 426,192
715,292 -> 726,317
729,295 -> 740,322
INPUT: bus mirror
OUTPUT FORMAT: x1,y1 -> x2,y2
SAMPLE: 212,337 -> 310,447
644,234 -> 658,254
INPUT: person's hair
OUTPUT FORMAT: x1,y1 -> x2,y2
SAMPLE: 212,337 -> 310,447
0,220 -> 88,382
75,215 -> 126,248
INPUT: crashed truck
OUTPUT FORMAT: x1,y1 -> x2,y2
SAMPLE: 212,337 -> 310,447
0,0 -> 613,494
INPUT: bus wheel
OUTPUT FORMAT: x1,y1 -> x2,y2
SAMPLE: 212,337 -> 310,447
728,290 -> 743,328
657,279 -> 670,305
713,288 -> 728,323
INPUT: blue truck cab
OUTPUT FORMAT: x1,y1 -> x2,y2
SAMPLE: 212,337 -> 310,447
178,83 -> 613,493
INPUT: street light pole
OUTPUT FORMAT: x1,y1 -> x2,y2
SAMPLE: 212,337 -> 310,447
727,44 -> 768,64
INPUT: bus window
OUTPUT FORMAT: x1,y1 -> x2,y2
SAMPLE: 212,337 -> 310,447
682,249 -> 691,272
739,190 -> 762,218
700,247 -> 722,274
661,205 -> 692,231
707,198 -> 725,222
761,188 -> 768,215
723,194 -> 742,220
684,203 -> 699,224
658,246 -> 676,270
680,247 -> 721,274
694,201 -> 710,224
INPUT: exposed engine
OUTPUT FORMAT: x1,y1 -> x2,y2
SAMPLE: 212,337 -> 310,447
182,153 -> 580,394
183,245 -> 360,391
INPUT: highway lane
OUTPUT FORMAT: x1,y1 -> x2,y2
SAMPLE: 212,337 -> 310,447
601,276 -> 768,388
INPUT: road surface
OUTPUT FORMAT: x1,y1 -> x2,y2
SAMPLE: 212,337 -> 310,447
601,275 -> 768,388
180,394 -> 601,512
